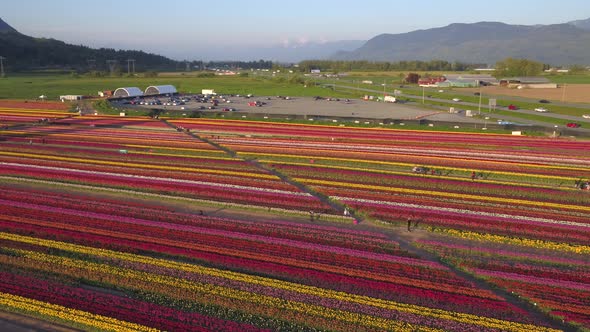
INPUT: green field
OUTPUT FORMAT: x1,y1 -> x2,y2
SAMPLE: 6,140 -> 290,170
546,74 -> 590,84
2,73 -> 589,130
0,74 -> 359,100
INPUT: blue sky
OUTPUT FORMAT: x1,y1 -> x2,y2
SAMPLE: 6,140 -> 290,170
3,0 -> 590,60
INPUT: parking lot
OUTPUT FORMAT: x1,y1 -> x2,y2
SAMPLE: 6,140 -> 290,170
112,94 -> 484,123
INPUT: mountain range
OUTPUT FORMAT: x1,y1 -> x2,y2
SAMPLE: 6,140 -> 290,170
0,18 -> 177,71
333,18 -> 590,65
1,17 -> 590,66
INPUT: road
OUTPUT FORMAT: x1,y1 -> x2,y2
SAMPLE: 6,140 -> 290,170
328,83 -> 590,134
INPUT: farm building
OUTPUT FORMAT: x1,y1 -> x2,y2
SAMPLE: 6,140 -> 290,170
418,77 -> 446,87
499,77 -> 557,89
444,74 -> 498,86
113,87 -> 143,98
144,85 -> 177,96
437,79 -> 479,88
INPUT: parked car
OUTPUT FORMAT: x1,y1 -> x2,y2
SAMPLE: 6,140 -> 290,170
534,107 -> 548,113
583,114 -> 590,119
566,123 -> 581,128
539,99 -> 550,103
508,104 -> 518,110
497,120 -> 514,125
452,98 -> 461,102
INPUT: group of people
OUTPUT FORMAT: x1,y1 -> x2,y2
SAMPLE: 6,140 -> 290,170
575,180 -> 590,190
471,171 -> 485,181
309,210 -> 325,222
175,125 -> 190,133
407,218 -> 421,232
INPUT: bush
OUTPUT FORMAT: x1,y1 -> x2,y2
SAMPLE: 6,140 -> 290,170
144,71 -> 159,78
197,72 -> 215,78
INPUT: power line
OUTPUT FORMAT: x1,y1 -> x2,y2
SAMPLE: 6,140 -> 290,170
0,56 -> 5,78
106,60 -> 117,76
87,59 -> 96,71
126,59 -> 135,75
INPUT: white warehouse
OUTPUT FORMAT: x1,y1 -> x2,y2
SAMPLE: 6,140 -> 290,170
144,85 -> 178,96
113,87 -> 143,98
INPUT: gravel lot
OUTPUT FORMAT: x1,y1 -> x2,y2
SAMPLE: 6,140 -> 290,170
124,95 -> 483,123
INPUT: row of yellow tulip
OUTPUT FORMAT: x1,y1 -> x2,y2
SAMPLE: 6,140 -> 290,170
124,144 -> 230,155
250,152 -> 582,181
433,228 -> 590,255
0,151 -> 277,180
4,248 -> 432,331
262,160 -> 580,192
0,292 -> 156,332
234,144 -> 589,173
297,178 -> 590,213
0,175 -> 318,220
0,232 -> 560,332
171,118 -> 510,137
3,130 -> 193,145
0,108 -> 73,115
0,225 -> 490,299
127,150 -> 236,160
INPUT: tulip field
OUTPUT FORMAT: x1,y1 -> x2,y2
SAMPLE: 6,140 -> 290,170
1,112 -> 589,331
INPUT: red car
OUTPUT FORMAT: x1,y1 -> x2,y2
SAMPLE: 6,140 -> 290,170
566,123 -> 581,128
508,104 -> 518,110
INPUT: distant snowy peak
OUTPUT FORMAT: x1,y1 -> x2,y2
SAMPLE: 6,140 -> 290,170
569,17 -> 590,30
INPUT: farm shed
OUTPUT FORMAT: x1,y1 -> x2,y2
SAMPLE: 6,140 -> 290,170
113,87 -> 143,98
499,77 -> 556,88
144,85 -> 178,96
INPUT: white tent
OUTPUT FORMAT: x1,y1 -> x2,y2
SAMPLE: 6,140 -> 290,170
144,85 -> 177,95
113,87 -> 143,98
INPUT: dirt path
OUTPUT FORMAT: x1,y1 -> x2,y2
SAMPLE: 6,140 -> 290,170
162,119 -> 355,219
368,220 -> 574,331
0,311 -> 82,332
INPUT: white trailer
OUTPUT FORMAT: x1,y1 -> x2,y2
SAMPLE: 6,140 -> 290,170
384,96 -> 397,103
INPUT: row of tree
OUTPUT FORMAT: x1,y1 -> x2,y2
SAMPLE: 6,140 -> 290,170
296,60 -> 484,73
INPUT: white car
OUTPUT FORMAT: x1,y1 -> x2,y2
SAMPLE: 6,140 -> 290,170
452,98 -> 461,102
583,114 -> 590,119
534,107 -> 548,113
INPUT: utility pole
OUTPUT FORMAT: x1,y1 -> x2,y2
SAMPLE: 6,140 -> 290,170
422,86 -> 425,104
383,79 -> 386,97
87,59 -> 96,71
478,85 -> 482,114
561,83 -> 566,102
0,56 -> 5,78
106,60 -> 117,76
126,59 -> 135,76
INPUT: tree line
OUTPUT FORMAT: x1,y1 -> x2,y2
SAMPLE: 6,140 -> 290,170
296,60 -> 483,73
